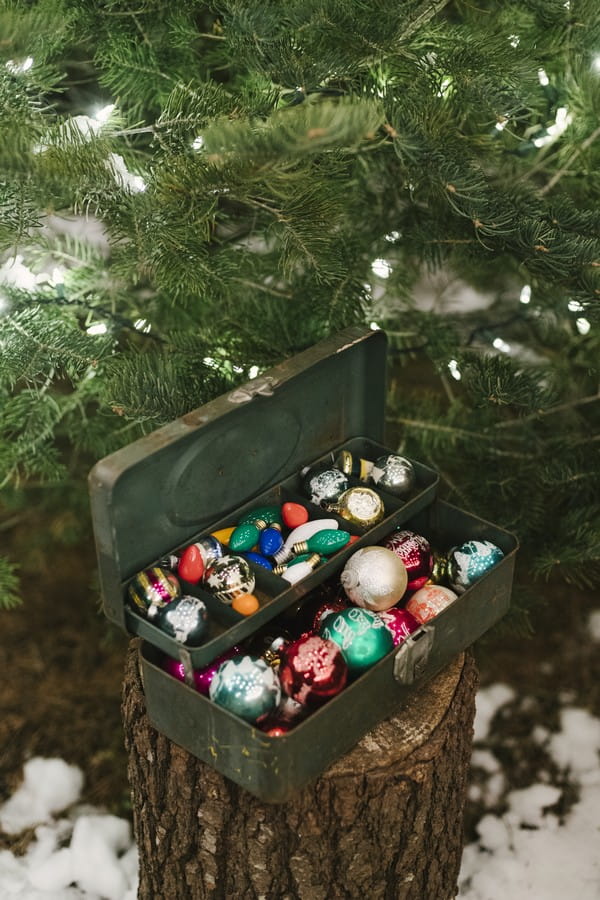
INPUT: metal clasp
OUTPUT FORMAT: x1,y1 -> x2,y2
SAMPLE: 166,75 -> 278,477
228,376 -> 278,403
393,625 -> 435,684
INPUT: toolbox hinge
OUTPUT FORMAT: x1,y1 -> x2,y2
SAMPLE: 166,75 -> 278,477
393,625 -> 435,685
228,376 -> 278,403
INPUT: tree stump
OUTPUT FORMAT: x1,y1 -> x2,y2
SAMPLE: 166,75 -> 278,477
122,640 -> 478,900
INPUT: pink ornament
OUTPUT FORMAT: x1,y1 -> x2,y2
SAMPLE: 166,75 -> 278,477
405,585 -> 457,624
383,530 -> 433,592
162,646 -> 241,695
377,606 -> 420,646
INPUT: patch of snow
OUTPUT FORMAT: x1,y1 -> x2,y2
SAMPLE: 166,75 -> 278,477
588,609 -> 600,642
0,758 -> 84,833
472,683 -> 515,742
0,759 -> 137,899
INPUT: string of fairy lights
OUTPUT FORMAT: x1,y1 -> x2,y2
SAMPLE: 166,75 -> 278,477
0,43 -> 596,384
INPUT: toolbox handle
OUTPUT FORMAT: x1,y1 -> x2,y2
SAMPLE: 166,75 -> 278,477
393,625 -> 435,684
228,376 -> 278,403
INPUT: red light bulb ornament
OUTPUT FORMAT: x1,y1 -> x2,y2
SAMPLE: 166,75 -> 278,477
340,546 -> 408,612
281,502 -> 309,529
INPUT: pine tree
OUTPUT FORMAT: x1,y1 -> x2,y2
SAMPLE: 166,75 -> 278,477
1,0 -> 599,621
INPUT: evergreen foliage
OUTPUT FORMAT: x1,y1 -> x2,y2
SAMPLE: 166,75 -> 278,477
0,0 -> 598,620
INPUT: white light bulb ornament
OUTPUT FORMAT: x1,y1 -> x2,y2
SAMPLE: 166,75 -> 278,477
280,553 -> 322,584
273,518 -> 339,565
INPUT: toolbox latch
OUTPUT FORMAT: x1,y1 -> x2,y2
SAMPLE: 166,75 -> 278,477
228,376 -> 278,403
393,625 -> 435,684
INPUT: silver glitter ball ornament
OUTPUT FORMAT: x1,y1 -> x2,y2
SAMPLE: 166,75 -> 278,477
156,594 -> 209,645
370,454 -> 416,498
340,546 -> 408,611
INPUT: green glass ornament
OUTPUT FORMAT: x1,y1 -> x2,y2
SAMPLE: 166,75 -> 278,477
318,607 -> 393,676
229,522 -> 260,552
291,529 -> 350,556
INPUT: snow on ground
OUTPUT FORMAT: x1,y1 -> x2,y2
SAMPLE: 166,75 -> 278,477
0,758 -> 137,899
458,683 -> 600,899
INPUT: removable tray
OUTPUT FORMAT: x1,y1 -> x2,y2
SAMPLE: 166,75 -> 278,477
140,499 -> 518,803
125,435 -> 438,668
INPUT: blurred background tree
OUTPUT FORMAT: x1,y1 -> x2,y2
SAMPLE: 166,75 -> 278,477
1,0 -> 598,626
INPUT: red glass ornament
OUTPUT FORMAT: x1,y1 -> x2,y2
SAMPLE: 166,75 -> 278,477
259,718 -> 293,736
377,606 -> 420,646
279,634 -> 348,706
382,530 -> 433,592
282,501 -> 309,529
311,595 -> 349,632
178,544 -> 205,583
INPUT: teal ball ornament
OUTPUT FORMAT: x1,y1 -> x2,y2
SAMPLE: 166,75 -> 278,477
318,607 -> 393,676
209,655 -> 282,723
447,540 -> 504,594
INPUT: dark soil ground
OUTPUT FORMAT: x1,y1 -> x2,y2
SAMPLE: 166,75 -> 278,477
0,526 -> 598,854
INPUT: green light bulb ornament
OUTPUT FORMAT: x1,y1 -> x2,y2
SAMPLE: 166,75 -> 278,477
291,529 -> 351,556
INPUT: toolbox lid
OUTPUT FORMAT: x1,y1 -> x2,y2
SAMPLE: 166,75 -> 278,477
89,326 -> 388,605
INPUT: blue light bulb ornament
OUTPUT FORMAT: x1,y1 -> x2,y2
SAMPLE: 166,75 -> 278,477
259,525 -> 284,557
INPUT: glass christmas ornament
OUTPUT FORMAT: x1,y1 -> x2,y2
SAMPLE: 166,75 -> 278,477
377,606 -> 420,646
281,501 -> 309,529
325,486 -> 385,528
273,518 -> 339,565
446,540 -> 504,594
210,527 -> 235,547
204,554 -> 255,604
302,466 -> 349,505
311,595 -> 349,632
340,546 -> 408,611
426,551 -> 449,586
334,449 -> 373,481
178,544 -> 205,583
239,505 -> 282,528
370,454 -> 416,498
405,584 -> 458,623
382,529 -> 433,592
128,566 -> 180,619
242,550 -> 273,570
156,594 -> 209,645
291,528 -> 351,557
229,522 -> 260,552
318,607 -> 394,676
209,655 -> 281,724
245,628 -> 292,668
279,635 -> 348,706
192,645 -> 242,695
258,525 -> 284,557
231,592 -> 260,616
260,720 -> 293,737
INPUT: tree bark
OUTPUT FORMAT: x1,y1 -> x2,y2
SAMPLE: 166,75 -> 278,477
122,639 -> 478,900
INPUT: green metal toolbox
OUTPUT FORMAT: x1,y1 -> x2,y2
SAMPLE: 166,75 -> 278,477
89,325 -> 518,802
